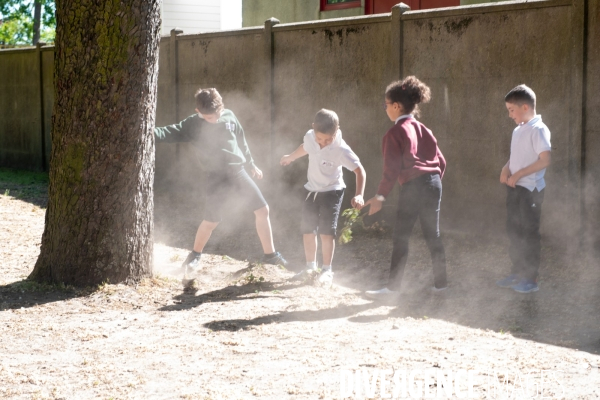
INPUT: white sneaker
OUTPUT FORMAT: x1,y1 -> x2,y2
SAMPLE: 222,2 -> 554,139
290,267 -> 318,282
432,285 -> 448,293
317,269 -> 334,287
365,287 -> 399,300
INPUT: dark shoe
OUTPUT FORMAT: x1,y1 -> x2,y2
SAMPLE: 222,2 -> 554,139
181,251 -> 202,279
262,251 -> 288,267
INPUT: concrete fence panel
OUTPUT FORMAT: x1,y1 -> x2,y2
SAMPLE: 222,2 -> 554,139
0,49 -> 44,171
271,15 -> 397,225
0,0 -> 598,247
402,0 -> 583,238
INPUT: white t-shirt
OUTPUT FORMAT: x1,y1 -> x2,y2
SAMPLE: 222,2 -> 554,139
303,129 -> 361,192
509,115 -> 552,191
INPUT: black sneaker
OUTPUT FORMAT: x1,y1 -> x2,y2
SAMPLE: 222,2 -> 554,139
181,251 -> 202,279
262,251 -> 288,267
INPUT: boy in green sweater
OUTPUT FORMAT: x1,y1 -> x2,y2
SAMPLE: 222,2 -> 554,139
155,88 -> 287,279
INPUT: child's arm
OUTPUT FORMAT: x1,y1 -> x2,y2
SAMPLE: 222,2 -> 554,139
366,133 -> 403,215
506,151 -> 551,188
351,164 -> 366,209
499,160 -> 511,184
234,124 -> 262,178
280,144 -> 308,166
154,115 -> 196,143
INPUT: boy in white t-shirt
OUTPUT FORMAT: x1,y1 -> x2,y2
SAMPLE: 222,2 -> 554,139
280,109 -> 366,286
497,84 -> 552,293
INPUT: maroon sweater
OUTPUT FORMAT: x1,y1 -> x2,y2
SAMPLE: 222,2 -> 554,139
377,117 -> 446,197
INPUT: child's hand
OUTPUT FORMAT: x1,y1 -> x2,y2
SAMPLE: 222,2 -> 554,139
280,155 -> 294,166
251,166 -> 263,179
351,195 -> 364,210
507,173 -> 520,188
365,197 -> 383,215
500,167 -> 511,185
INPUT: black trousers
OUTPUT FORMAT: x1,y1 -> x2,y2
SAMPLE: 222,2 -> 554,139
388,173 -> 447,291
506,186 -> 544,281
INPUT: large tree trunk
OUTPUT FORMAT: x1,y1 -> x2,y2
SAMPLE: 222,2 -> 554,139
30,0 -> 161,286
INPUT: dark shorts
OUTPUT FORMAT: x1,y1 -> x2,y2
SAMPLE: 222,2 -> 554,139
203,167 -> 268,223
301,189 -> 345,237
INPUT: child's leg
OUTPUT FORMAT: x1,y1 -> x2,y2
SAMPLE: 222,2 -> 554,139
388,183 -> 420,291
506,186 -> 525,276
193,220 -> 220,253
303,233 -> 318,263
417,174 -> 447,289
519,188 -> 544,281
301,190 -> 320,266
320,234 -> 335,267
254,205 -> 276,254
316,189 -> 344,270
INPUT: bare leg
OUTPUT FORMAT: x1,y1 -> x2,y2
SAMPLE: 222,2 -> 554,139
193,220 -> 220,253
303,233 -> 317,263
254,205 -> 275,254
320,234 -> 335,266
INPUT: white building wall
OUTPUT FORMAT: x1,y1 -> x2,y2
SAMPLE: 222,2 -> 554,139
161,0 -> 242,35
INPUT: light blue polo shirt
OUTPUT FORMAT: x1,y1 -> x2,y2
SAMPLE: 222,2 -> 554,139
509,115 -> 552,191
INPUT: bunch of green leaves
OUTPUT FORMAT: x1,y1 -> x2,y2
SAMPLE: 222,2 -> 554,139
339,207 -> 391,244
0,0 -> 55,45
338,207 -> 364,244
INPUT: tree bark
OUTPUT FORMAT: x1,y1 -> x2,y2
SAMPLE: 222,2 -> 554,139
32,1 -> 41,45
30,0 -> 161,286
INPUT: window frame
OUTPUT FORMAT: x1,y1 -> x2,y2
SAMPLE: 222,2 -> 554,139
320,0 -> 362,12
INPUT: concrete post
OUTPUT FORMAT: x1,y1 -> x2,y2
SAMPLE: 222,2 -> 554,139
264,18 -> 280,177
169,28 -> 183,122
170,28 -> 183,158
391,3 -> 411,80
36,41 -> 47,171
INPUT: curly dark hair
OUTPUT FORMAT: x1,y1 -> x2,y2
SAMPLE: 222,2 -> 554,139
385,76 -> 431,117
195,88 -> 224,114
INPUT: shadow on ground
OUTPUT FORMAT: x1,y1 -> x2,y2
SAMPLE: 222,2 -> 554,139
0,280 -> 82,311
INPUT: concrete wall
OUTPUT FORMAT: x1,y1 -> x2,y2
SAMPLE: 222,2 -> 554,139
0,46 -> 51,171
584,0 -> 600,252
243,0 -> 364,27
0,0 -> 597,246
270,15 -> 397,227
402,0 -> 583,237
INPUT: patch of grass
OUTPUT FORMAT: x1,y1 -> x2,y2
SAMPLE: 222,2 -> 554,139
0,167 -> 48,204
245,273 -> 265,284
6,279 -> 75,293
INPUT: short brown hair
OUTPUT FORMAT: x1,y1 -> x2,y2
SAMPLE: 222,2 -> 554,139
385,76 -> 431,117
313,109 -> 339,135
195,88 -> 224,114
504,84 -> 536,109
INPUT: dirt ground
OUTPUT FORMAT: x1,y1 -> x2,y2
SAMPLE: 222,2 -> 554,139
1,180 -> 600,399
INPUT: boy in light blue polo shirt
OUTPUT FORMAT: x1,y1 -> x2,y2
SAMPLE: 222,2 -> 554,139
497,84 -> 552,293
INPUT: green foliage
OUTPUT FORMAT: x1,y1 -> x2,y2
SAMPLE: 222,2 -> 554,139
0,167 -> 48,185
338,207 -> 391,244
338,207 -> 363,244
0,0 -> 55,45
0,167 -> 48,203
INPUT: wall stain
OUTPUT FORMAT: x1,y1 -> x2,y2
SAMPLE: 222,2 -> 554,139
444,17 -> 474,38
191,40 -> 211,55
313,26 -> 368,46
